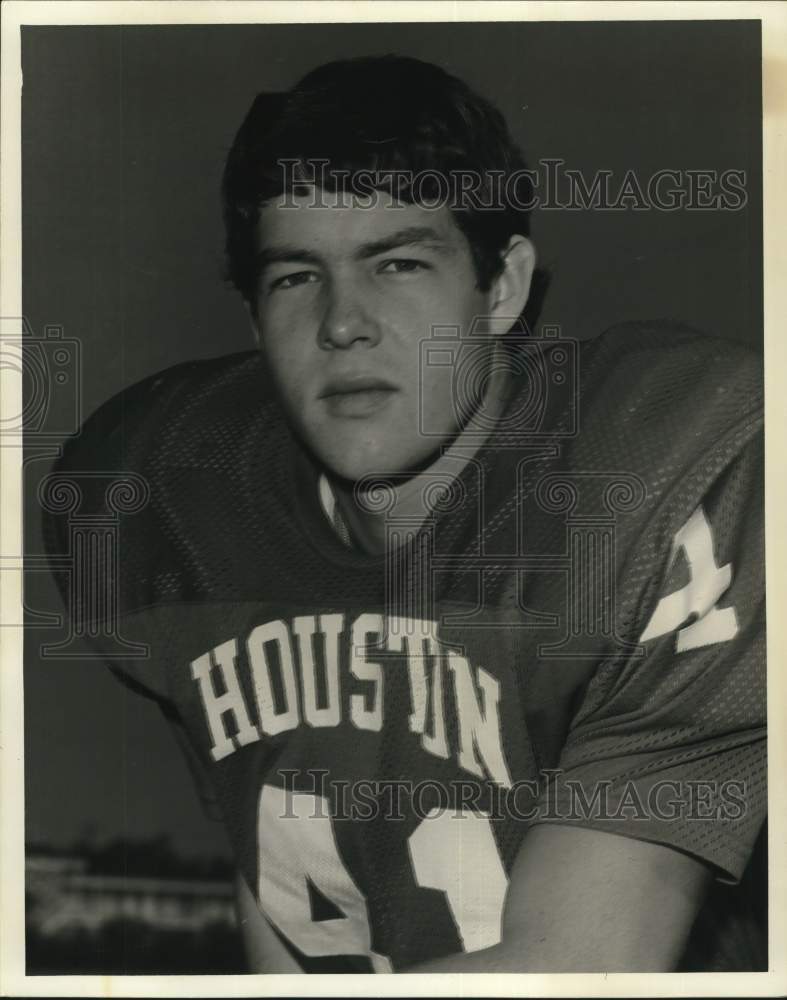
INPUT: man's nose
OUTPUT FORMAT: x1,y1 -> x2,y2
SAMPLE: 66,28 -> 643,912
318,278 -> 381,350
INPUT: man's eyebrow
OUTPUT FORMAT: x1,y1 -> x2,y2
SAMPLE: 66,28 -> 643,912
256,246 -> 323,269
256,226 -> 456,271
353,226 -> 457,260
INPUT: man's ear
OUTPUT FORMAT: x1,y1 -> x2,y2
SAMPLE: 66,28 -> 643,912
244,299 -> 262,348
487,235 -> 537,337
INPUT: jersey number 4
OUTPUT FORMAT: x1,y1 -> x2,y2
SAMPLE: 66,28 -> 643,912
640,504 -> 738,652
256,784 -> 508,971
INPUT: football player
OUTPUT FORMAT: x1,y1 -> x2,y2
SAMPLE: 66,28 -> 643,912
44,55 -> 766,973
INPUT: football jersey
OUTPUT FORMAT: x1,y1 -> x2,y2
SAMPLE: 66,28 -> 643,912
42,320 -> 766,972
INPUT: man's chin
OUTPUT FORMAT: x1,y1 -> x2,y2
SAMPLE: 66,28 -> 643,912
319,445 -> 450,490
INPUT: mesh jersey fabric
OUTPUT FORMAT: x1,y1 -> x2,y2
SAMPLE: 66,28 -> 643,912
43,319 -> 766,971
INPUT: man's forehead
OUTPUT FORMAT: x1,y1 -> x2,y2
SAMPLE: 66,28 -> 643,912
256,189 -> 464,252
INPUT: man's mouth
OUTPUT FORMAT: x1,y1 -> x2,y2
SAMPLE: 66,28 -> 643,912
319,376 -> 399,417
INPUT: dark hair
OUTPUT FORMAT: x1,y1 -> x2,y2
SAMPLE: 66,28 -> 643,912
222,55 -> 547,325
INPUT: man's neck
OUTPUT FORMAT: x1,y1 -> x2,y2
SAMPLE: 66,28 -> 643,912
324,355 -> 511,555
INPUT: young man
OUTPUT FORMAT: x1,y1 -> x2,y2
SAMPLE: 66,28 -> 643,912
44,56 -> 765,973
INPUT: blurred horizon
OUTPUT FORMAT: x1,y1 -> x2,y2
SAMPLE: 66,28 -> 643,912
26,833 -> 245,974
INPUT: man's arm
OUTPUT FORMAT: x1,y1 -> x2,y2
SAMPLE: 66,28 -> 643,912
235,871 -> 304,973
402,825 -> 711,973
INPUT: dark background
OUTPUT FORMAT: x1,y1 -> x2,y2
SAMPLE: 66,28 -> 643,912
22,20 -> 762,864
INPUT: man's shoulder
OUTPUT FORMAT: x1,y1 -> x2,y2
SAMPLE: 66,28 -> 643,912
500,319 -> 762,466
580,319 -> 761,403
44,349 -> 293,617
504,319 -> 761,446
57,349 -> 278,475
571,319 -> 762,454
483,320 -> 763,559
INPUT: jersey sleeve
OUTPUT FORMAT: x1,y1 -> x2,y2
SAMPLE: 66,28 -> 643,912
532,429 -> 766,883
158,695 -> 224,823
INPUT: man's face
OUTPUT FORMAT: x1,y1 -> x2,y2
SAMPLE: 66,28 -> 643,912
252,191 -> 497,483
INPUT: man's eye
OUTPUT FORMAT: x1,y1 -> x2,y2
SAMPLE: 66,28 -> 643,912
270,271 -> 318,291
378,259 -> 431,275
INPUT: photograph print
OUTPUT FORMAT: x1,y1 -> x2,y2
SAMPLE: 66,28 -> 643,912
16,12 -> 767,979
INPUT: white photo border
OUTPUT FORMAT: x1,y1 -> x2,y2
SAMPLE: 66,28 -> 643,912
2,2 -> 785,996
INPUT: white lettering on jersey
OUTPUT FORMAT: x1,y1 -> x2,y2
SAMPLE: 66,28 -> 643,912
247,619 -> 300,735
294,614 -> 342,728
349,613 -> 384,732
640,504 -> 739,652
447,655 -> 512,787
386,618 -> 431,736
189,614 -> 511,782
190,638 -> 260,761
421,632 -> 449,761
